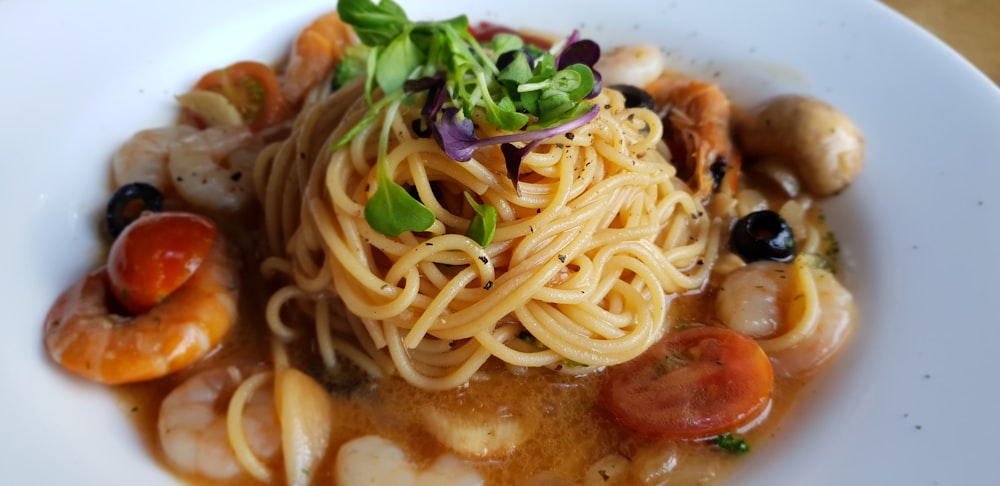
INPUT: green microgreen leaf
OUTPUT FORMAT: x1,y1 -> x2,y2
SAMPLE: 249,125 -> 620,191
554,64 -> 595,100
535,101 -> 595,129
331,93 -> 400,152
476,72 -> 529,130
337,0 -> 410,46
498,52 -> 534,89
363,100 -> 435,237
491,33 -> 524,60
464,192 -> 497,247
376,29 -> 424,95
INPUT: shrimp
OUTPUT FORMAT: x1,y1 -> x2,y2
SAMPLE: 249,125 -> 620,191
158,366 -> 280,481
335,435 -> 484,486
112,125 -> 198,192
282,11 -> 357,105
594,43 -> 667,88
167,125 -> 258,213
645,75 -> 741,201
714,257 -> 857,378
112,125 -> 259,212
43,235 -> 238,384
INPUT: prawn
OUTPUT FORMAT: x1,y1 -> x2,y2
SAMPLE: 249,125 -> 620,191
43,235 -> 238,384
335,435 -> 484,486
112,125 -> 259,213
282,11 -> 357,105
158,365 -> 280,481
645,74 -> 741,201
714,257 -> 857,378
112,125 -> 198,192
167,125 -> 259,213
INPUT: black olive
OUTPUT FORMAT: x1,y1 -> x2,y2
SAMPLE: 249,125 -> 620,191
729,210 -> 796,263
610,84 -> 656,110
105,182 -> 163,238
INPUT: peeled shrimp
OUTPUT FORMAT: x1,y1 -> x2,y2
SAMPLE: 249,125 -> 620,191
167,125 -> 257,212
158,366 -> 280,481
646,75 -> 740,201
715,257 -> 856,378
43,236 -> 238,384
112,125 -> 258,212
282,11 -> 357,105
335,435 -> 484,486
594,43 -> 667,88
112,126 -> 198,191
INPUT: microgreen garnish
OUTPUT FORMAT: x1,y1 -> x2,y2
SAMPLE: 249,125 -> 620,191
335,0 -> 603,236
464,192 -> 497,247
363,100 -> 435,236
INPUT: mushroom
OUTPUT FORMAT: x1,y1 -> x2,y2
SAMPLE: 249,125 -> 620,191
736,95 -> 864,196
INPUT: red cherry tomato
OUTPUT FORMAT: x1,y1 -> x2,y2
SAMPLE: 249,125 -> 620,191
107,212 -> 217,315
192,61 -> 288,132
602,326 -> 774,439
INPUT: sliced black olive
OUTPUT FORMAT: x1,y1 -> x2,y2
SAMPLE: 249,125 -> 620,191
105,182 -> 163,238
610,84 -> 656,110
729,210 -> 796,263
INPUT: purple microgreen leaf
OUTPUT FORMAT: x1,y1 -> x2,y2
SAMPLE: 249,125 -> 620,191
432,107 -> 480,161
501,140 -> 543,195
557,39 -> 601,70
404,73 -> 444,95
498,103 -> 599,192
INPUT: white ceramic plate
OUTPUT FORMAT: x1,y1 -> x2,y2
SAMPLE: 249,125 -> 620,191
2,0 -> 998,484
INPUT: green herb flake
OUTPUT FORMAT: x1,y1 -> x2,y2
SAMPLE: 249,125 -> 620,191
518,331 -> 546,349
130,406 -> 139,413
598,469 -> 610,481
713,433 -> 750,455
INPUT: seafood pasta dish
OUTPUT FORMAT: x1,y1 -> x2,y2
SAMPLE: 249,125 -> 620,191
42,0 -> 864,484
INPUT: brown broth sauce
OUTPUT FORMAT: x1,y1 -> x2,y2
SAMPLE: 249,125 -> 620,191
115,269 -> 809,486
112,180 -> 828,485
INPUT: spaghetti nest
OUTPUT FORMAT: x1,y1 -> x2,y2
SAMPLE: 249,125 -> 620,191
255,80 -> 721,390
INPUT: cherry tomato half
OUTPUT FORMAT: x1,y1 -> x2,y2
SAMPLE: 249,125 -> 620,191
193,61 -> 288,132
107,212 -> 217,315
602,326 -> 774,439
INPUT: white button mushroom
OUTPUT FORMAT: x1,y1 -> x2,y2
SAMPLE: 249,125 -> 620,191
736,95 -> 864,196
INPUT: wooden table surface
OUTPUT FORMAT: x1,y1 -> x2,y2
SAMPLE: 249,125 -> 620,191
882,0 -> 1000,85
